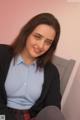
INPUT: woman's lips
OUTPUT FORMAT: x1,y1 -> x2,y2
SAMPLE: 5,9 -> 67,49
33,46 -> 43,54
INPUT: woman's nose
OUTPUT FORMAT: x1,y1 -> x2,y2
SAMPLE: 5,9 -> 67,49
38,42 -> 44,50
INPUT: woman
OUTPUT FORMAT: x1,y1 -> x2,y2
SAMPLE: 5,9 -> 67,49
0,13 -> 65,120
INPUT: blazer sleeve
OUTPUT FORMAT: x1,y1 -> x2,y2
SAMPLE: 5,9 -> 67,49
0,44 -> 11,62
0,44 -> 11,114
44,64 -> 61,109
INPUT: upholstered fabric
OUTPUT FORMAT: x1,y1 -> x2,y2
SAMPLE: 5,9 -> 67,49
52,55 -> 75,95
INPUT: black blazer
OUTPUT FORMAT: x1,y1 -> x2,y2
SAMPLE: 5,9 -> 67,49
0,44 -> 61,117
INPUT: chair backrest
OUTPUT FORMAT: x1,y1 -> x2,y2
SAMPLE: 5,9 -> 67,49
52,55 -> 75,95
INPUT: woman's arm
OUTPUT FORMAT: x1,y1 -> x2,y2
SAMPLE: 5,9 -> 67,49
44,64 -> 61,109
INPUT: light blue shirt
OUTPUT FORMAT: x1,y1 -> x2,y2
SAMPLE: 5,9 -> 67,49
5,55 -> 44,110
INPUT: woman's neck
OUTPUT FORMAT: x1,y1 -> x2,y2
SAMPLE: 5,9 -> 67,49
21,50 -> 36,64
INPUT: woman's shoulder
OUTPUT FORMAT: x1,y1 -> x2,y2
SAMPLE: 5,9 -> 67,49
0,44 -> 12,53
44,62 -> 60,80
0,44 -> 11,49
45,62 -> 59,73
0,44 -> 12,61
44,62 -> 60,85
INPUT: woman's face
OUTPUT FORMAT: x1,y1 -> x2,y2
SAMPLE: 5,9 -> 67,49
23,24 -> 56,62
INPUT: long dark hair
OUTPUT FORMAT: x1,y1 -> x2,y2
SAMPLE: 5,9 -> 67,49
11,13 -> 60,68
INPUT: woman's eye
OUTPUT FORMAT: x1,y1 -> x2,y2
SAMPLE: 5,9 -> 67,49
46,41 -> 52,46
33,34 -> 41,40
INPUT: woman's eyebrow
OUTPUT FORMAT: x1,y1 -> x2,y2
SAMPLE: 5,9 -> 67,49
34,32 -> 43,37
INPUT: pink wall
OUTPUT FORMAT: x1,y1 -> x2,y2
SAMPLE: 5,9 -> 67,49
0,0 -> 80,60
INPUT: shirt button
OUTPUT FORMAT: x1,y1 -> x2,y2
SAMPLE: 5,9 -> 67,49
24,82 -> 27,86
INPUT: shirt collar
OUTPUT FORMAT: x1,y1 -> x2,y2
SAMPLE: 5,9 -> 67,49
15,55 -> 37,66
15,55 -> 24,65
